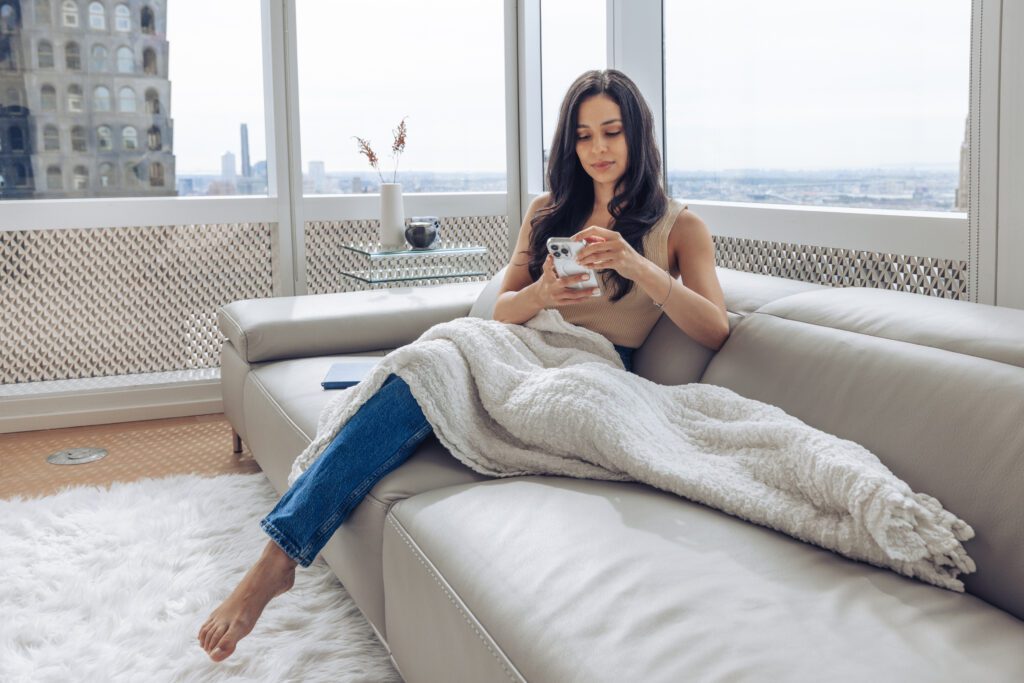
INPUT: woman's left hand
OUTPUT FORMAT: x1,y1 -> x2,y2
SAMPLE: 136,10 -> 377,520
571,226 -> 648,282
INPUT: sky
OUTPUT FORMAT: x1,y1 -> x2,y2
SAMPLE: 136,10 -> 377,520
166,1 -> 970,176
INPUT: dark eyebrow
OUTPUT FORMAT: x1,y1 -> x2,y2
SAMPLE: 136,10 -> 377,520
576,118 -> 623,129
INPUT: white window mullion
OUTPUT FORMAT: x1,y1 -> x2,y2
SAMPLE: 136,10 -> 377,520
969,0 -> 1001,304
518,0 -> 544,217
504,0 -> 523,252
608,0 -> 665,180
997,0 -> 1024,309
262,0 -> 305,297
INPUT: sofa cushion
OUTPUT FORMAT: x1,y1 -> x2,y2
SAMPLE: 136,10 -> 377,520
633,268 -> 826,385
219,281 -> 484,363
241,353 -> 488,636
384,477 -> 1024,683
702,288 -> 1024,620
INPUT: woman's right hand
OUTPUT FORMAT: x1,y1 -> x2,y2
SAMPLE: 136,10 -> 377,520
534,254 -> 598,307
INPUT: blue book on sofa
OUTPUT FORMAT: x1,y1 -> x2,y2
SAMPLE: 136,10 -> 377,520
321,359 -> 380,390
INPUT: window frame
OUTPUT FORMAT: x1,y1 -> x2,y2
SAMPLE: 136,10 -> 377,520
0,0 -> 1012,307
88,1 -> 104,30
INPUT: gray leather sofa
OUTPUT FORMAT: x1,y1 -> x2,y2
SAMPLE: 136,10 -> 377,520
219,268 -> 1024,682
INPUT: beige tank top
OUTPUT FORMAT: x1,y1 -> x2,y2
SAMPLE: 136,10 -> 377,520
559,200 -> 686,348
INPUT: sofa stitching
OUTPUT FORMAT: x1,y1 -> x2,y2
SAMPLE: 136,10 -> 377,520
221,310 -> 250,362
750,310 -> 1022,367
246,372 -> 312,444
385,514 -> 523,683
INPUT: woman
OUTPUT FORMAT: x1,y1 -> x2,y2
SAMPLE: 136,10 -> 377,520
198,69 -> 729,662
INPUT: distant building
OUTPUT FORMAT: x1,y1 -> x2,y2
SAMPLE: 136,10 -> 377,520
309,160 -> 325,193
239,122 -> 250,178
955,117 -> 969,212
0,0 -> 175,199
221,150 -> 235,183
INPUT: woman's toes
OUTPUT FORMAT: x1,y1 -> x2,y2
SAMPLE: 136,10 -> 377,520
206,623 -> 228,653
211,625 -> 244,662
210,643 -> 235,662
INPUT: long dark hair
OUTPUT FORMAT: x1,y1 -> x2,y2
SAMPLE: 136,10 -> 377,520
525,69 -> 667,302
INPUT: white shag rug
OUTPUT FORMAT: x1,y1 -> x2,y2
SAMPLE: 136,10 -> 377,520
0,473 -> 401,683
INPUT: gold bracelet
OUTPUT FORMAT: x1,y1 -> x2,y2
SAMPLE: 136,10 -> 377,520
653,271 -> 673,309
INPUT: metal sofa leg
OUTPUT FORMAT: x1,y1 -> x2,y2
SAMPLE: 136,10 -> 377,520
232,429 -> 244,455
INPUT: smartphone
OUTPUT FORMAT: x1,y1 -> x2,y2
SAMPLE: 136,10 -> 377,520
546,237 -> 602,297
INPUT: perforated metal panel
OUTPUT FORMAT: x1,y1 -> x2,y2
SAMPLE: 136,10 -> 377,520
1,224 -> 275,384
714,236 -> 968,300
304,215 -> 509,295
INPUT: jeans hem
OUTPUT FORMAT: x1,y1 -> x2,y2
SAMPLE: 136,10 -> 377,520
260,518 -> 314,568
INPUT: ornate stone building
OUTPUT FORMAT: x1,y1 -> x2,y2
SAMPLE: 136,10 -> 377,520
0,0 -> 174,199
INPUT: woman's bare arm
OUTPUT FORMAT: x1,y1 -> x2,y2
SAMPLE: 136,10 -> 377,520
493,194 -> 597,324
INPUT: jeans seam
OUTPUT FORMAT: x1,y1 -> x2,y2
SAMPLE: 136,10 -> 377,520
260,518 -> 310,567
297,419 -> 433,562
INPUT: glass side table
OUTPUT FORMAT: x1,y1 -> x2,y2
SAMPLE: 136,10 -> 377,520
339,242 -> 489,284
341,243 -> 488,259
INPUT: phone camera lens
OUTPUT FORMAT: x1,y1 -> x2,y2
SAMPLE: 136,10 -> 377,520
560,248 -> 569,256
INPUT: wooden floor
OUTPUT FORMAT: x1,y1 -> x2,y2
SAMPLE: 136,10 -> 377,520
0,414 -> 262,500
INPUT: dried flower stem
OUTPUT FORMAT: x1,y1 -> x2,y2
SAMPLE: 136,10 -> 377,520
391,117 -> 407,184
354,117 -> 409,185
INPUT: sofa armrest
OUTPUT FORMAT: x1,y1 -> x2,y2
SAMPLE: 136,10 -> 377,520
218,281 -> 487,363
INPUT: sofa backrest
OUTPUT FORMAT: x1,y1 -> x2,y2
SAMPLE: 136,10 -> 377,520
701,287 -> 1024,619
634,269 -> 826,385
470,266 -> 826,385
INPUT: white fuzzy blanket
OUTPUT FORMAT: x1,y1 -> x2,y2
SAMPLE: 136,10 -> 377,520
291,310 -> 975,591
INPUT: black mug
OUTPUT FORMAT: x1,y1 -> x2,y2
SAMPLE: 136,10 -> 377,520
405,216 -> 440,249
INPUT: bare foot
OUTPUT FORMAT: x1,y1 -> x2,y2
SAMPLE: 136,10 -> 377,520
198,540 -> 297,661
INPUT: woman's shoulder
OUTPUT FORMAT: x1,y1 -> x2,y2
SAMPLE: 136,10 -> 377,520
667,203 -> 712,249
527,192 -> 553,216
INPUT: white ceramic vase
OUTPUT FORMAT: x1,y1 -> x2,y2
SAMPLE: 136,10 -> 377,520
378,183 -> 406,250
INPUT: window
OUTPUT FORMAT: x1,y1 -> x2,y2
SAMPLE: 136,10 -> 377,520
116,46 -> 133,72
91,44 -> 107,70
541,0 -> 606,175
13,162 -> 29,186
73,165 -> 88,189
43,124 -> 60,151
144,88 -> 160,114
118,86 -> 135,112
71,125 -> 86,151
0,3 -> 15,34
36,0 -> 52,25
65,42 -> 81,70
88,1 -> 104,29
4,86 -> 19,106
168,0 -> 266,196
663,0 -> 971,212
149,161 -> 163,186
114,3 -> 128,31
61,0 -> 77,27
124,161 -> 139,186
296,0 -> 505,194
38,41 -> 55,68
93,86 -> 110,111
140,4 -> 153,34
142,48 -> 156,75
67,84 -> 83,112
147,125 -> 161,150
97,124 -> 112,150
9,126 -> 25,151
121,125 -> 136,150
41,84 -> 57,110
46,165 -> 63,189
98,161 -> 113,186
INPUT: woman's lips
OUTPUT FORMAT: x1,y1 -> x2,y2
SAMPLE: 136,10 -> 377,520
593,161 -> 614,171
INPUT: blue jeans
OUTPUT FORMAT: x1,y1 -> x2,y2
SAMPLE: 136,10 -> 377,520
261,344 -> 636,565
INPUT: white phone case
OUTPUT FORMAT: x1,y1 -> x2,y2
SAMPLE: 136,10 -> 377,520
546,237 -> 602,296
